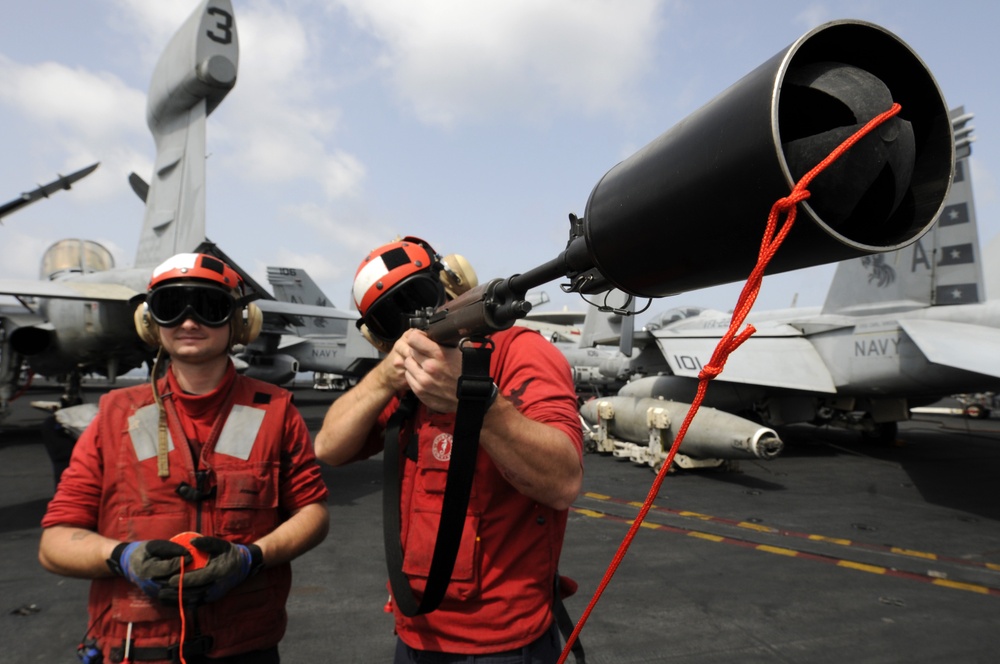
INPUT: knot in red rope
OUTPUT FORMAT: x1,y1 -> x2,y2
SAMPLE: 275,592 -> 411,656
698,323 -> 756,381
774,188 -> 811,213
698,364 -> 722,380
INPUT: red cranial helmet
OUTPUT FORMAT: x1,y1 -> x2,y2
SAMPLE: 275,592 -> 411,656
147,253 -> 245,293
352,237 -> 444,343
135,253 -> 261,347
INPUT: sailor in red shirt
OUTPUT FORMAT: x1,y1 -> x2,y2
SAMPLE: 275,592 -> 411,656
315,238 -> 583,663
39,253 -> 329,663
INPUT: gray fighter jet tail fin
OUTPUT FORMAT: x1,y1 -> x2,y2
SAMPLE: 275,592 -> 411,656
267,266 -> 339,336
822,107 -> 978,315
133,0 -> 238,268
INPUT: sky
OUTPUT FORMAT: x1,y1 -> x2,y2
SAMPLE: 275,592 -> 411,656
0,0 -> 997,325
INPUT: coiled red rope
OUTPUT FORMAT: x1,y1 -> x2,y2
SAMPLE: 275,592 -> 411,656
557,102 -> 903,663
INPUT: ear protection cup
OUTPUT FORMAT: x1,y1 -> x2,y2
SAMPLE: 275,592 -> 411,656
359,322 -> 394,354
439,253 -> 478,299
133,302 -> 161,347
230,302 -> 262,346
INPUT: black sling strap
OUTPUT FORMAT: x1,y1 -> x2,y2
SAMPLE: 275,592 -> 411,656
383,337 -> 495,617
554,574 -> 587,663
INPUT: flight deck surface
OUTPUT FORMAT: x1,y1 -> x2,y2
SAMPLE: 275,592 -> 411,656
3,382 -> 999,663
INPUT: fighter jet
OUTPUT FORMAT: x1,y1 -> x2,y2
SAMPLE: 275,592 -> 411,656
0,0 -> 240,418
0,0 -> 342,417
608,106 -> 993,444
233,266 -> 380,385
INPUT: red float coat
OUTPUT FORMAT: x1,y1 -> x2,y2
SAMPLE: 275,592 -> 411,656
363,327 -> 583,654
42,364 -> 329,662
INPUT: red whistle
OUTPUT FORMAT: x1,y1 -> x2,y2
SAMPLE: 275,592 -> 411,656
170,531 -> 210,570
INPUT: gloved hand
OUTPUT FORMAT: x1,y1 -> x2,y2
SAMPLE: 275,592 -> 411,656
108,540 -> 192,600
164,536 -> 264,604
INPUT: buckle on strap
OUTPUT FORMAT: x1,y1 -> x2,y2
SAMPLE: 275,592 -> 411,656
456,336 -> 495,402
456,375 -> 494,401
109,635 -> 214,662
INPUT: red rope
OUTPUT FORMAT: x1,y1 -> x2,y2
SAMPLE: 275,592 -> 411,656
9,370 -> 34,402
557,102 -> 902,663
178,560 -> 189,664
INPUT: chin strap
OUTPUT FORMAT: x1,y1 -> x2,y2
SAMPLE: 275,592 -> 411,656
383,336 -> 495,617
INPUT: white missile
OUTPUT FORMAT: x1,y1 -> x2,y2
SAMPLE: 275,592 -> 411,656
579,396 -> 783,471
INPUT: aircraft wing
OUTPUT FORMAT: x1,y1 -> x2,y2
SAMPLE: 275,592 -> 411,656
900,319 -> 1000,379
0,279 -> 138,301
653,325 -> 837,393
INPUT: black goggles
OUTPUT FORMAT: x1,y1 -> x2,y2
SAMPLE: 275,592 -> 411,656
146,284 -> 237,328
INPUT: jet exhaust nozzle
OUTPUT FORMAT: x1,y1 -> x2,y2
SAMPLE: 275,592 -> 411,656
574,20 -> 953,297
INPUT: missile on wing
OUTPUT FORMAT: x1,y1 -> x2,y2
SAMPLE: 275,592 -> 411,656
0,162 -> 99,221
580,396 -> 783,471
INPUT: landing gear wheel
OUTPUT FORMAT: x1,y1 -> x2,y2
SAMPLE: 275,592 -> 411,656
964,404 -> 990,419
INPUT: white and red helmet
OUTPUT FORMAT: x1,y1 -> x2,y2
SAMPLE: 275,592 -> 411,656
147,253 -> 245,294
352,237 -> 444,343
139,253 -> 259,343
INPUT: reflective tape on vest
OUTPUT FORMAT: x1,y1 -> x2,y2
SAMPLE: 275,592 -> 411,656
128,404 -> 175,461
214,405 -> 266,460
128,404 -> 265,462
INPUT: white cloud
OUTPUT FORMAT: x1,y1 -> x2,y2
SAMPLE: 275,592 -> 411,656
197,2 -> 367,200
320,151 -> 366,199
238,4 -> 313,89
110,0 -> 205,64
0,57 -> 146,142
0,230 -> 53,279
793,4 -> 833,32
335,0 -> 665,126
0,55 -> 149,206
289,202 -> 391,256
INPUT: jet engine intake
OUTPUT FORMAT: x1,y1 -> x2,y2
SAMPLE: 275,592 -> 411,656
8,323 -> 54,356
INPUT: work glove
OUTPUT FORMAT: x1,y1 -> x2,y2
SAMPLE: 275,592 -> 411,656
107,540 -> 192,600
164,536 -> 264,604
